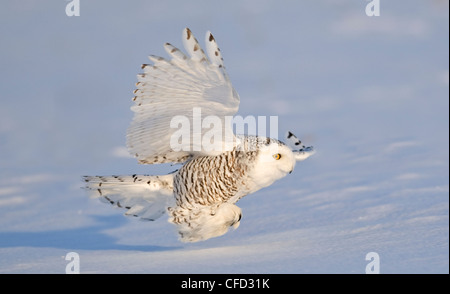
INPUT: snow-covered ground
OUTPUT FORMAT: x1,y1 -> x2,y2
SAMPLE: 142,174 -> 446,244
0,0 -> 448,274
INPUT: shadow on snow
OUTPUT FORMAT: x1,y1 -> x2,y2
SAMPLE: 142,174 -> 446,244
0,215 -> 180,252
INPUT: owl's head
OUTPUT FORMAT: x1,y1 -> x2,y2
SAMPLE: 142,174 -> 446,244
246,136 -> 314,190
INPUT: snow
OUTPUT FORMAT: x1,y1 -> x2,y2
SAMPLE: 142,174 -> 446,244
0,0 -> 448,274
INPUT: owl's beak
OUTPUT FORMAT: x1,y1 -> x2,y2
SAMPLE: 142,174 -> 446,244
293,146 -> 315,161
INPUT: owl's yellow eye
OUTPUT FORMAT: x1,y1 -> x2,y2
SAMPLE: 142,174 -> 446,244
273,153 -> 282,160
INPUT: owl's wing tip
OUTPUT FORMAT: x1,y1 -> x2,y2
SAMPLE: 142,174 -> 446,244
293,146 -> 316,161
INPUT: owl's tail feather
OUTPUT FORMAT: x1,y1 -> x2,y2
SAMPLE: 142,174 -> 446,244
82,174 -> 174,221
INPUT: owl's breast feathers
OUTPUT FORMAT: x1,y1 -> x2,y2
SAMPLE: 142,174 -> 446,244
173,148 -> 257,208
168,148 -> 254,239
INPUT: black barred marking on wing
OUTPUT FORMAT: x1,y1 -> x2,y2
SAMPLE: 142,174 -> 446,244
186,28 -> 192,40
104,195 -> 114,204
286,131 -> 302,146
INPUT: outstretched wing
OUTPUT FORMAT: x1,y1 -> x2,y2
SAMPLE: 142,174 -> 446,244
83,174 -> 174,221
127,28 -> 240,164
285,131 -> 316,161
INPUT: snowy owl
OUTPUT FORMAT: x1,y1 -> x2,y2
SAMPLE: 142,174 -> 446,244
83,28 -> 315,242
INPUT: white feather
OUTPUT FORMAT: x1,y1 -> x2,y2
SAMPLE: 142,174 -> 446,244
182,27 -> 208,63
169,203 -> 242,242
83,174 -> 174,221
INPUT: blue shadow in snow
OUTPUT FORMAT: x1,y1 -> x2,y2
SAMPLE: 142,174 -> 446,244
0,215 -> 180,252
